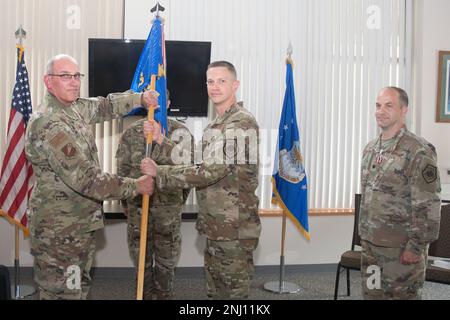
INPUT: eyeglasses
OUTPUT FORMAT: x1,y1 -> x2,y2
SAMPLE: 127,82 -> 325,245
48,73 -> 85,81
206,79 -> 228,87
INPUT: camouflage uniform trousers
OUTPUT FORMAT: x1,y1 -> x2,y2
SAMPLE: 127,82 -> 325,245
361,240 -> 428,300
31,228 -> 96,300
127,204 -> 182,300
204,238 -> 258,300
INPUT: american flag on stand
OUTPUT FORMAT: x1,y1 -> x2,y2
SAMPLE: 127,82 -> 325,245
0,45 -> 34,236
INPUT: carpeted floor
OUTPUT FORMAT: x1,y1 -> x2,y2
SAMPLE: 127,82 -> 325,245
89,269 -> 450,300
12,266 -> 450,300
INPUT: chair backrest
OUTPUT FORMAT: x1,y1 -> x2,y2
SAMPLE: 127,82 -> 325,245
0,265 -> 11,300
428,204 -> 450,258
351,194 -> 362,250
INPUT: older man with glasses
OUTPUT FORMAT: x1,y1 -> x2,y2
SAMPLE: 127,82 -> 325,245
25,54 -> 156,300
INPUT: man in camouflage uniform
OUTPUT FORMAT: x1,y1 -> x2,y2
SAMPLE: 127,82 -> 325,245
116,91 -> 193,299
141,61 -> 261,299
359,87 -> 441,299
25,54 -> 155,300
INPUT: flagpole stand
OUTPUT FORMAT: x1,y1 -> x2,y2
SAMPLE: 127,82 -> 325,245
11,284 -> 36,300
264,281 -> 300,294
11,227 -> 36,299
264,211 -> 300,294
263,256 -> 300,294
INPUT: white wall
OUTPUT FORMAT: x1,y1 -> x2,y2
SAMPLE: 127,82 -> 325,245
413,0 -> 450,198
92,215 -> 355,268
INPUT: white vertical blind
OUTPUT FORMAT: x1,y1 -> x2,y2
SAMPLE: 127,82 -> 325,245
0,0 -> 413,211
125,0 -> 414,208
125,0 -> 413,210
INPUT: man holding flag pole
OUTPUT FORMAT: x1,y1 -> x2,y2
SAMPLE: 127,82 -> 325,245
141,60 -> 261,299
117,3 -> 195,300
24,51 -> 156,299
123,3 -> 176,300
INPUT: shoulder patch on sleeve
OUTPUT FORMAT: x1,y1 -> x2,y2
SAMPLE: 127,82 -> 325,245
49,131 -> 79,160
61,143 -> 77,158
422,164 -> 437,184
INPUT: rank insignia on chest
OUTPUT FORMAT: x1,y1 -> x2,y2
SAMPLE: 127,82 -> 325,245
61,143 -> 77,158
224,139 -> 238,161
422,164 -> 437,184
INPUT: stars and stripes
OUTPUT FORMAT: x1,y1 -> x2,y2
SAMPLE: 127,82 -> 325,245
0,45 -> 34,235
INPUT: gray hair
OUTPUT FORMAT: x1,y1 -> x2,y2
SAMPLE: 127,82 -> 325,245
46,54 -> 78,74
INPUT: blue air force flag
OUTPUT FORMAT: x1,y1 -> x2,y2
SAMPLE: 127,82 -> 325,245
130,16 -> 167,133
272,57 -> 309,240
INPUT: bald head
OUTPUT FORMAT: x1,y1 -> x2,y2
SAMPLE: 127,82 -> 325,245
380,87 -> 409,108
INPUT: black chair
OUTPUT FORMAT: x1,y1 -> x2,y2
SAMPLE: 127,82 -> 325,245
0,265 -> 11,300
426,203 -> 450,285
333,194 -> 362,300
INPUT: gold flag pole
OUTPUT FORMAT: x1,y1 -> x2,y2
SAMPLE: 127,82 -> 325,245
136,2 -> 165,300
136,75 -> 156,300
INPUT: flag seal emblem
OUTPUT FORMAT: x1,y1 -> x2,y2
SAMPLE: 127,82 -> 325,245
279,141 -> 305,184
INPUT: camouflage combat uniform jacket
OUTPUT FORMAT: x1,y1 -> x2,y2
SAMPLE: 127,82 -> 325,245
25,91 -> 142,235
155,102 -> 261,241
359,127 -> 441,255
116,117 -> 193,208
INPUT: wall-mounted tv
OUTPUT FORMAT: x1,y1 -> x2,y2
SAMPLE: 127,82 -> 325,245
88,38 -> 211,117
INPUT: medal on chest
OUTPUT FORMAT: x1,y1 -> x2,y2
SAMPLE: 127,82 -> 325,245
376,150 -> 384,165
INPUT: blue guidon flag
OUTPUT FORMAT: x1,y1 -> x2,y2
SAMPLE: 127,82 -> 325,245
129,16 -> 167,134
272,55 -> 309,240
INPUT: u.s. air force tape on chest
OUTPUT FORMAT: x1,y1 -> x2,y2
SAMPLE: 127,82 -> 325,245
49,131 -> 67,148
422,164 -> 437,184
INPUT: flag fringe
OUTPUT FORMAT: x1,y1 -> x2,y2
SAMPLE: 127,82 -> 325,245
0,209 -> 29,237
271,177 -> 310,241
16,45 -> 24,63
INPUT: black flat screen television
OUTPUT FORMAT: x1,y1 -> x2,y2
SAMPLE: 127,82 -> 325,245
88,38 -> 211,117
